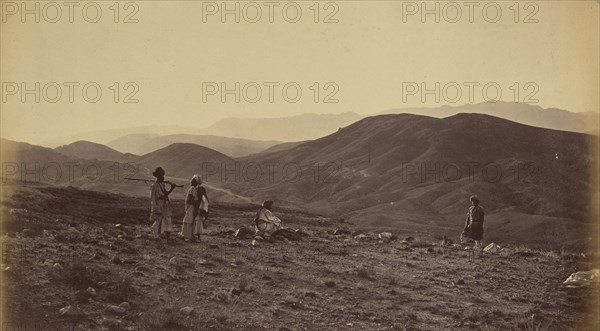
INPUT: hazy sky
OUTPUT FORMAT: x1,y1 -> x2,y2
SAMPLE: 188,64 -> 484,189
1,0 -> 598,143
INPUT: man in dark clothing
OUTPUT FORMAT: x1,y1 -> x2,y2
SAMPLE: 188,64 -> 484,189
461,195 -> 485,250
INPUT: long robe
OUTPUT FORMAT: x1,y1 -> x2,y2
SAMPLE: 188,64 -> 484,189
254,207 -> 282,235
150,181 -> 173,237
181,185 -> 209,239
462,205 -> 485,241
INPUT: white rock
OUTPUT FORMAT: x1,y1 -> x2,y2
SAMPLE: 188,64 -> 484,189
180,306 -> 194,315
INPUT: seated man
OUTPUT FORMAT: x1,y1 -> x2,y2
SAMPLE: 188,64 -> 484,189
254,200 -> 282,237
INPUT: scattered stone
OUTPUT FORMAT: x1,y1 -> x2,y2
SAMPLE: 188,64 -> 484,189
53,263 -> 62,269
563,269 -> 600,288
136,265 -> 151,272
59,305 -> 73,316
119,302 -> 131,310
483,243 -> 502,254
86,287 -> 96,296
232,288 -> 243,296
106,304 -> 127,316
115,224 -> 122,228
180,306 -> 194,315
426,247 -> 435,253
404,236 -> 415,243
209,244 -> 219,249
456,279 -> 465,285
332,229 -> 351,235
101,317 -> 122,327
59,305 -> 82,317
378,232 -> 397,240
142,254 -> 151,260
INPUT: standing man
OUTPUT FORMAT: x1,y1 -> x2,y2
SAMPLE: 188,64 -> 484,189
150,166 -> 177,245
461,195 -> 485,250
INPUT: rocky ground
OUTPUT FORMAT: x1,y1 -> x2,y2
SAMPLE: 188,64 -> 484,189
0,183 -> 598,330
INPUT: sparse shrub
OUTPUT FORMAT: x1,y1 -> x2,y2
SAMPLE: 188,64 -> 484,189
324,280 -> 336,287
206,254 -> 226,263
517,314 -> 551,331
53,259 -> 105,289
211,288 -> 234,303
233,257 -> 245,266
356,266 -> 375,280
106,276 -> 135,302
238,276 -> 255,293
410,238 -> 433,248
143,307 -> 186,331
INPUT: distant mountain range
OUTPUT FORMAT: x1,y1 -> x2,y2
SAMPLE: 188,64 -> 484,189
40,112 -> 364,148
2,111 -> 597,245
198,112 -> 364,141
379,102 -> 599,133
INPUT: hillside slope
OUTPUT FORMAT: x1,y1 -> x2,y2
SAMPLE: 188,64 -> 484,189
230,113 -> 597,240
0,184 -> 597,330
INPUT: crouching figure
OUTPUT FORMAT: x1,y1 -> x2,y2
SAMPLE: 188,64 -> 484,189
254,200 -> 282,238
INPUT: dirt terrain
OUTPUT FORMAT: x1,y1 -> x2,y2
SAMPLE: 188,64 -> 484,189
0,183 -> 598,330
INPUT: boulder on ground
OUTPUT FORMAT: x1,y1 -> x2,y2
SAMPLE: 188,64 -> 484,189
378,232 -> 397,240
483,243 -> 502,254
106,304 -> 127,315
180,306 -> 194,315
563,269 -> 600,288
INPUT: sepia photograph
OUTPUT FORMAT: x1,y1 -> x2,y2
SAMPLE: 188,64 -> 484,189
0,1 -> 599,330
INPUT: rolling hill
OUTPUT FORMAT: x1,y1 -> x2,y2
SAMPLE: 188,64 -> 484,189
108,134 -> 281,158
135,143 -> 236,181
228,113 -> 597,245
54,141 -> 132,162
